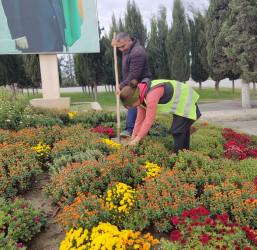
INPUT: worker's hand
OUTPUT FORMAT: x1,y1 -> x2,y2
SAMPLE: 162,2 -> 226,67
115,89 -> 120,96
111,38 -> 117,47
131,135 -> 136,140
126,136 -> 140,146
16,37 -> 28,49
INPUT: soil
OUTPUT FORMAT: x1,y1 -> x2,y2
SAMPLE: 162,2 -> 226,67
22,172 -> 65,250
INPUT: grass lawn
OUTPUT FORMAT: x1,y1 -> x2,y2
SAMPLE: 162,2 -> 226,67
27,87 -> 256,110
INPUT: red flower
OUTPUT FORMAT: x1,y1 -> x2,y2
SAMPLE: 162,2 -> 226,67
220,229 -> 227,235
244,248 -> 252,250
228,228 -> 235,234
180,239 -> 186,244
205,218 -> 212,225
247,232 -> 255,241
192,214 -> 199,221
171,217 -> 180,226
182,210 -> 190,218
212,220 -> 218,227
170,230 -> 183,242
199,233 -> 212,244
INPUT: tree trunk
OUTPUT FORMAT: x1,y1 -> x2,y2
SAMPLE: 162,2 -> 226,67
91,86 -> 94,101
215,81 -> 220,97
232,79 -> 235,94
199,81 -> 202,95
241,79 -> 251,108
94,82 -> 98,102
12,84 -> 17,99
253,82 -> 256,96
105,84 -> 107,92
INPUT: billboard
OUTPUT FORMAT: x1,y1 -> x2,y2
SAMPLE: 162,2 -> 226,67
0,0 -> 99,54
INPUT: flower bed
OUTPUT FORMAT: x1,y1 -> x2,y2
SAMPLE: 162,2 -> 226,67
1,99 -> 257,249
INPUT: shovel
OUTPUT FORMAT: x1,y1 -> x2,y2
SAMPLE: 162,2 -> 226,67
112,32 -> 121,144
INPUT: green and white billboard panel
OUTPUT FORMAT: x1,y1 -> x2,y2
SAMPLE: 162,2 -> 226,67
0,0 -> 99,54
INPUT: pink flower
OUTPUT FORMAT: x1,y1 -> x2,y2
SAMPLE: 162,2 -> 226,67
21,203 -> 28,209
34,216 -> 40,222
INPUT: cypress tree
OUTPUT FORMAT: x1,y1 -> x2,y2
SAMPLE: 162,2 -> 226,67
205,0 -> 235,96
223,0 -> 257,107
166,0 -> 190,82
147,5 -> 169,79
124,0 -> 147,48
189,12 -> 209,94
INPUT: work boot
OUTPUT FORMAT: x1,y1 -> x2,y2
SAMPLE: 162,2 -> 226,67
120,130 -> 132,138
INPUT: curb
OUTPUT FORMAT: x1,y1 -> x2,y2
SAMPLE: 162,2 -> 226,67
200,108 -> 257,122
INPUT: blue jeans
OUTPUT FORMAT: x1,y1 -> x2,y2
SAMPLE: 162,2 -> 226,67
124,107 -> 137,134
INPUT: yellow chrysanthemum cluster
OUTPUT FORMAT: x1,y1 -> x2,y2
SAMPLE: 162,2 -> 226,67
142,161 -> 161,180
59,228 -> 89,250
102,138 -> 121,148
31,142 -> 50,157
105,183 -> 136,215
68,112 -> 78,119
60,222 -> 159,250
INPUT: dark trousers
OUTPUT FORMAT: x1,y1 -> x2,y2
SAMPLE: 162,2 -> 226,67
172,129 -> 190,154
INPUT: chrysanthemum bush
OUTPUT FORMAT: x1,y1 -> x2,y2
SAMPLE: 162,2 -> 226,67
160,207 -> 257,249
43,149 -> 148,207
51,124 -> 117,160
136,169 -> 199,232
190,123 -> 225,158
0,142 -> 41,198
102,182 -> 137,224
0,196 -> 46,248
59,222 -> 159,250
200,179 -> 257,228
222,128 -> 257,160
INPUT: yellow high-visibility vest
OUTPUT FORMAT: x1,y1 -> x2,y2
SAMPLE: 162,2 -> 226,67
143,79 -> 199,120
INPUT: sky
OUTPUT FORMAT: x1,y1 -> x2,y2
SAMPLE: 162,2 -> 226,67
96,0 -> 210,34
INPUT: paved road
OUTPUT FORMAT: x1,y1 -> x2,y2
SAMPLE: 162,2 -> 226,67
198,100 -> 257,136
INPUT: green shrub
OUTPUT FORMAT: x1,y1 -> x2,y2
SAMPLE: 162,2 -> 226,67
190,128 -> 225,158
0,87 -> 29,131
49,150 -> 104,174
220,158 -> 257,182
137,169 -> 199,232
0,196 -> 46,243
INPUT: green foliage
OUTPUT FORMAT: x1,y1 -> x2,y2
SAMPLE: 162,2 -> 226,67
0,87 -> 29,130
146,6 -> 169,79
223,0 -> 257,83
49,150 -> 104,174
190,124 -> 225,158
220,158 -> 257,182
166,0 -> 190,82
189,13 -> 209,86
124,0 -> 147,48
0,196 -> 46,243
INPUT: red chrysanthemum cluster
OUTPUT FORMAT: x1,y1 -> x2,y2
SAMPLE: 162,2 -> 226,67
90,126 -> 115,137
222,128 -> 257,160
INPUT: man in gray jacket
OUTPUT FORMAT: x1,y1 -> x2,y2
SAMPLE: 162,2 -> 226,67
112,32 -> 152,137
